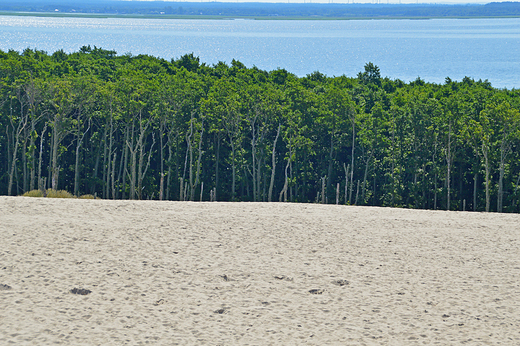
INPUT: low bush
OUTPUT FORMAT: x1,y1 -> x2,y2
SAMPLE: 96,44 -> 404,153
21,190 -> 103,199
45,189 -> 75,198
79,194 -> 96,199
22,190 -> 44,197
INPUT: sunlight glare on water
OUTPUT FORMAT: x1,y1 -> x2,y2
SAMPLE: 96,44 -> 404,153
1,16 -> 519,88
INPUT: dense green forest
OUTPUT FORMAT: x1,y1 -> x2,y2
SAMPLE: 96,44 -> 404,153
1,47 -> 520,212
2,1 -> 520,19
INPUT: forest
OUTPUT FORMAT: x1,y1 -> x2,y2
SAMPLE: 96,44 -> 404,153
1,46 -> 520,212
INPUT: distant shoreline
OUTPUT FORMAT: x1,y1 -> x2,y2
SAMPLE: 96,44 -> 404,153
2,11 -> 520,20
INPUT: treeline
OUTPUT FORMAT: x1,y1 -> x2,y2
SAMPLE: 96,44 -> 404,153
1,47 -> 520,212
3,1 -> 520,19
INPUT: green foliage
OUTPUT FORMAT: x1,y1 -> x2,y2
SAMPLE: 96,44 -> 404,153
1,48 -> 520,213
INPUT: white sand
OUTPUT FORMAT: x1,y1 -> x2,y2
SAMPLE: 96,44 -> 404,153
1,196 -> 519,345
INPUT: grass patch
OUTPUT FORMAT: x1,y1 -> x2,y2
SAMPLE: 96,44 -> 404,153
78,194 -> 97,199
46,189 -> 75,198
22,189 -> 75,198
22,190 -> 44,197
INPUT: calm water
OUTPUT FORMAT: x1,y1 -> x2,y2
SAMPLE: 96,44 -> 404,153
1,15 -> 520,88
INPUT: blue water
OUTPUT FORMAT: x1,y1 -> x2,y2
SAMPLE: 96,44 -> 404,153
1,15 -> 520,88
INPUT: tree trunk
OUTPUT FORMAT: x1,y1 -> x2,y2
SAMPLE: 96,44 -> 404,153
105,107 -> 114,199
127,122 -> 137,200
111,151 -> 117,200
230,139 -> 237,201
473,172 -> 478,212
349,120 -> 356,203
361,152 -> 372,204
279,155 -> 290,202
37,124 -> 48,192
214,133 -> 221,201
159,120 -> 165,200
268,125 -> 280,202
250,118 -> 258,201
446,122 -> 451,211
50,115 -> 61,191
498,151 -> 505,213
344,163 -> 349,205
483,145 -> 490,212
136,115 -> 154,200
120,126 -> 130,200
192,121 -> 204,201
74,113 -> 90,197
327,131 -> 334,203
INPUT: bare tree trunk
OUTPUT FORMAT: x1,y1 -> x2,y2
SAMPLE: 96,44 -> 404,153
473,172 -> 478,211
279,152 -> 291,202
26,81 -> 42,192
137,133 -> 155,200
120,126 -> 130,199
327,132 -> 334,203
497,141 -> 511,213
22,130 -> 28,193
127,122 -> 137,200
257,149 -> 264,201
446,123 -> 451,211
101,123 -> 108,198
192,122 -> 204,201
183,122 -> 192,199
230,140 -> 237,201
483,145 -> 490,212
344,163 -> 349,205
166,145 -> 173,200
137,119 -> 154,200
268,125 -> 280,202
8,94 -> 29,195
349,121 -> 356,203
105,107 -> 114,199
29,116 -> 39,191
159,120 -> 165,200
250,118 -> 258,201
361,152 -> 372,204
50,114 -> 61,191
433,135 -> 438,210
74,113 -> 90,197
355,180 -> 360,205
91,143 -> 101,195
8,125 -> 26,195
37,124 -> 48,192
214,133 -> 221,201
321,176 -> 326,204
111,152 -> 117,200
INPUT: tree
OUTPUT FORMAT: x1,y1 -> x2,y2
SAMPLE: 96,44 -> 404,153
358,62 -> 381,87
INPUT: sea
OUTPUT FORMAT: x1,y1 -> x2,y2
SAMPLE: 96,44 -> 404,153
1,15 -> 519,89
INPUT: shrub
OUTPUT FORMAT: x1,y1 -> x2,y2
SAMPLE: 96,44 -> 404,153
22,189 -> 97,199
45,189 -> 75,198
22,190 -> 44,197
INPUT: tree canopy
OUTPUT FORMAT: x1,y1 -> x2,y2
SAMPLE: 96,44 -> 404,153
1,47 -> 520,213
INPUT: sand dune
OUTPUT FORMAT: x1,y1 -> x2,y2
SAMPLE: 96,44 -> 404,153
1,196 -> 519,345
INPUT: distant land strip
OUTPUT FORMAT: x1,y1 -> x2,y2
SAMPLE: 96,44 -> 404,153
1,1 -> 520,19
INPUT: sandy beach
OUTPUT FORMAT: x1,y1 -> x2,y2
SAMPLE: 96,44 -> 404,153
1,196 -> 519,345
